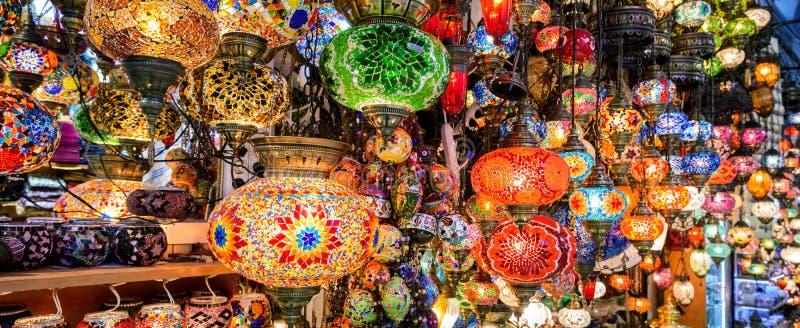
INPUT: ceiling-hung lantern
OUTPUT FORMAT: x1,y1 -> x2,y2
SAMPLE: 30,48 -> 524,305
322,0 -> 449,137
480,0 -> 512,39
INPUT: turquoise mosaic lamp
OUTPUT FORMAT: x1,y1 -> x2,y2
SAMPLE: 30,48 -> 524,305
320,0 -> 450,136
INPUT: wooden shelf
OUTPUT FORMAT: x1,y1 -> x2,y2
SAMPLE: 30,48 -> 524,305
0,262 -> 234,293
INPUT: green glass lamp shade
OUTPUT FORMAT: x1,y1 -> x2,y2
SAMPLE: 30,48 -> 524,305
723,17 -> 756,38
72,105 -> 118,145
706,242 -> 730,259
320,22 -> 450,115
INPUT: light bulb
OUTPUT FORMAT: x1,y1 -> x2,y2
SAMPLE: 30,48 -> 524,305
439,298 -> 460,328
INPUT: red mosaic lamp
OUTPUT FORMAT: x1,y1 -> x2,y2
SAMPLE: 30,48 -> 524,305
480,0 -> 512,39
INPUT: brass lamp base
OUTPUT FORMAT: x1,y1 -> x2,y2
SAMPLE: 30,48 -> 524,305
630,240 -> 654,257
476,219 -> 500,239
121,55 -> 185,121
475,54 -> 504,78
583,220 -> 615,256
220,32 -> 272,70
642,103 -> 667,124
8,71 -> 43,94
267,286 -> 321,328
361,104 -> 410,137
251,136 -> 350,178
86,154 -> 146,181
215,122 -> 258,151
505,204 -> 540,232
485,303 -> 513,328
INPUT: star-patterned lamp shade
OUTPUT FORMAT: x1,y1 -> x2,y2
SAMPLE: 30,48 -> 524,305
208,177 -> 378,288
53,179 -> 150,220
561,150 -> 595,183
620,206 -> 666,242
295,2 -> 350,66
84,0 -> 219,70
180,58 -> 290,129
631,156 -> 669,185
216,0 -> 315,48
472,215 -> 576,284
320,22 -> 449,115
470,146 -> 570,206
467,25 -> 519,60
632,69 -> 675,110
72,106 -> 118,145
568,187 -> 628,222
646,186 -> 690,211
598,106 -> 644,147
674,0 -> 711,29
0,40 -> 58,75
90,88 -> 180,142
0,84 -> 61,175
32,58 -> 100,106
682,147 -> 722,184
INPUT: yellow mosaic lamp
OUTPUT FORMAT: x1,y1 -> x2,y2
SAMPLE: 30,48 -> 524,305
89,67 -> 180,154
208,136 -> 378,328
179,57 -> 290,150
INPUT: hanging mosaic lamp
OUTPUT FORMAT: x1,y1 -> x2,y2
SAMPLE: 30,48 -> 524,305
632,64 -> 675,123
727,220 -> 754,248
0,12 -> 58,93
627,297 -> 651,314
85,0 -> 219,144
33,57 -> 100,115
562,71 -> 597,118
535,14 -> 567,60
717,47 -> 746,69
0,0 -> 20,44
746,168 -> 772,199
763,148 -> 784,174
751,199 -> 779,225
90,68 -> 181,154
655,110 -> 689,137
0,84 -> 60,177
295,2 -> 349,67
543,104 -> 571,150
569,166 -> 628,224
467,24 -> 518,76
599,85 -> 643,154
480,0 -> 511,39
620,198 -> 665,256
707,242 -> 731,264
674,0 -> 711,30
631,144 -> 669,186
723,16 -> 756,47
557,297 -> 591,328
754,59 -> 780,88
441,46 -> 472,116
72,105 -> 118,146
209,137 -> 378,328
321,0 -> 448,137
646,169 -> 690,223
729,148 -> 760,184
682,142 -> 722,187
179,57 -> 290,150
559,130 -> 595,190
461,270 -> 500,323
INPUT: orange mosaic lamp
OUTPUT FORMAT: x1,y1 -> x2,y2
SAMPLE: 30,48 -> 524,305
621,198 -> 666,256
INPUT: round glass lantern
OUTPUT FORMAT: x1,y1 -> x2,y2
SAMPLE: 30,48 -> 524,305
54,179 -> 150,220
0,84 -> 61,176
562,74 -> 597,116
620,201 -> 666,243
569,186 -> 628,222
647,185 -> 690,212
674,0 -> 712,29
560,145 -> 595,183
471,146 -> 570,206
655,111 -> 689,136
702,191 -> 735,214
90,86 -> 181,143
467,25 -> 519,60
632,65 -> 675,122
717,47 -> 746,69
746,169 -> 772,199
701,14 -> 725,33
705,56 -> 722,76
723,17 -> 756,39
535,25 -> 567,54
631,153 -> 669,186
560,28 -> 595,64
741,121 -> 767,147
32,58 -> 100,107
320,22 -> 449,136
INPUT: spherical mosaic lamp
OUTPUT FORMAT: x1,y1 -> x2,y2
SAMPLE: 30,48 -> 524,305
54,179 -> 150,220
180,57 -> 290,150
321,0 -> 447,137
85,0 -> 219,148
0,13 -> 58,93
674,0 -> 711,30
0,84 -> 60,177
620,199 -> 665,256
0,0 -> 20,43
33,58 -> 100,114
72,105 -> 118,146
209,136 -> 378,328
632,64 -> 675,123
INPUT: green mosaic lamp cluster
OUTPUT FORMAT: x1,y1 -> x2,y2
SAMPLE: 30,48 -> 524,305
320,0 -> 449,136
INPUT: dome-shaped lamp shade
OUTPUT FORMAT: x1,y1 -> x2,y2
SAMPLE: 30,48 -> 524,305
560,29 -> 595,64
217,0 -> 315,48
569,187 -> 628,222
320,22 -> 449,135
85,0 -> 219,70
72,105 -> 118,146
754,62 -> 779,88
208,177 -> 378,288
621,212 -> 666,242
54,179 -> 150,220
473,215 -> 576,284
560,149 -> 595,183
0,84 -> 61,175
471,147 -> 570,205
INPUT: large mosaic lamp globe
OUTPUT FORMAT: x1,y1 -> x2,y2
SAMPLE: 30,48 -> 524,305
208,136 -> 378,328
84,0 -> 219,143
33,58 -> 100,115
0,84 -> 60,178
180,57 -> 290,150
321,0 -> 448,137
0,13 -> 58,93
569,164 -> 627,256
632,64 -> 675,123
